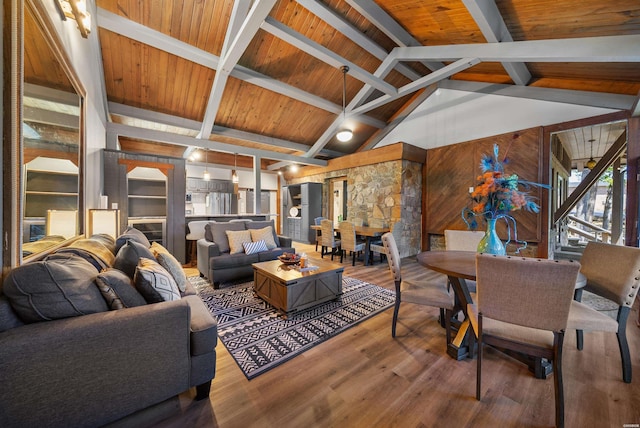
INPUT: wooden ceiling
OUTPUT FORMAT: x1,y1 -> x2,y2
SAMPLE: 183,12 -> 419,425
49,1 -> 640,169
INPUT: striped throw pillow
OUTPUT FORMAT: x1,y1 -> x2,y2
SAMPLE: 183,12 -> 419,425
243,240 -> 268,255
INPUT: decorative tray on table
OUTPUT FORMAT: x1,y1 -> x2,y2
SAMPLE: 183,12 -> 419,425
278,253 -> 300,265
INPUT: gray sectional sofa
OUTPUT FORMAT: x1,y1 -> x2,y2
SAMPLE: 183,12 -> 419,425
0,228 -> 218,428
197,220 -> 295,287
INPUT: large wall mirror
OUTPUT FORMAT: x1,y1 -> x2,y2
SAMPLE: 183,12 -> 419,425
21,1 -> 85,261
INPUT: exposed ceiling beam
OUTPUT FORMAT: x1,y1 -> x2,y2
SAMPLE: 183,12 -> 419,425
24,83 -> 79,106
393,34 -> 640,62
107,122 -> 328,167
261,17 -> 397,96
351,58 -> 481,116
345,0 -> 443,72
108,102 -> 344,158
439,80 -> 636,111
198,0 -> 278,139
295,0 -> 422,81
631,91 -> 640,117
461,0 -> 531,86
23,106 -> 79,128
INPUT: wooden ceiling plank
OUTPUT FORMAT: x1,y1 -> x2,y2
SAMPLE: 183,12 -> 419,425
461,0 -> 531,86
295,0 -> 420,81
345,0 -> 444,72
393,34 -> 640,62
107,122 -> 328,166
439,80 -> 636,111
261,17 -> 397,96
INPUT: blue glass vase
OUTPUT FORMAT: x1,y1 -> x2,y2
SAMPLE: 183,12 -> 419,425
477,218 -> 506,255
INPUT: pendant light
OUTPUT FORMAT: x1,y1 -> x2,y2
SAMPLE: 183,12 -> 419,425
231,153 -> 239,183
586,138 -> 597,170
336,65 -> 353,142
203,149 -> 210,181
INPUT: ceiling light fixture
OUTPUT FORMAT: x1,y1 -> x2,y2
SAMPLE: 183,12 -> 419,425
586,138 -> 597,170
55,0 -> 91,38
231,153 -> 239,184
203,149 -> 210,181
336,65 -> 353,143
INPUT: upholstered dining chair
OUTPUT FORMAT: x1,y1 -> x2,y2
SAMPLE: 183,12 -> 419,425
314,217 -> 325,251
338,221 -> 366,266
444,229 -> 485,251
320,219 -> 341,260
470,254 -> 580,428
370,222 -> 401,264
381,232 -> 454,340
567,241 -> 640,383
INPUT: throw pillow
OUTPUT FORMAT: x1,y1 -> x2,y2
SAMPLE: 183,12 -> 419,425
2,254 -> 107,323
154,250 -> 188,293
210,222 -> 246,253
115,226 -> 151,253
114,240 -> 156,278
249,226 -> 277,249
243,240 -> 268,255
95,268 -> 147,309
246,220 -> 280,247
226,230 -> 252,255
134,258 -> 181,303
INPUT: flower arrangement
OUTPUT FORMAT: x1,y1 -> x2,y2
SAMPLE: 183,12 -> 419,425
462,141 -> 548,252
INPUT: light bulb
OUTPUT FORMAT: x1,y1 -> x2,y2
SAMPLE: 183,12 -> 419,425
336,129 -> 353,142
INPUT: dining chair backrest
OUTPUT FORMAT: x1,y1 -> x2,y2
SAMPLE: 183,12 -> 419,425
320,219 -> 337,247
314,217 -> 325,226
351,218 -> 364,226
338,221 -> 358,251
476,254 -> 580,331
579,242 -> 640,308
445,229 -> 485,251
381,232 -> 402,282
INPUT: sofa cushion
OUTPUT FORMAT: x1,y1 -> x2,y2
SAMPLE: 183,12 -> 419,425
54,238 -> 115,271
209,222 -> 246,253
210,252 -> 260,270
95,268 -> 147,309
114,240 -> 156,278
243,240 -> 268,255
203,222 -> 217,243
0,294 -> 25,332
151,242 -> 188,292
248,226 -> 277,249
134,258 -> 181,303
2,254 -> 107,323
246,220 -> 280,247
115,226 -> 151,253
226,230 -> 252,255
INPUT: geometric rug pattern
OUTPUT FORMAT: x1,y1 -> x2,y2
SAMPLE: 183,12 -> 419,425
192,276 -> 395,380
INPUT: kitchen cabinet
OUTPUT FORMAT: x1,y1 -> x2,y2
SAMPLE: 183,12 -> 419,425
282,182 -> 321,243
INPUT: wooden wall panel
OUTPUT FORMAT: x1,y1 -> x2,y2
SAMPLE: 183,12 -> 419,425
425,128 -> 543,243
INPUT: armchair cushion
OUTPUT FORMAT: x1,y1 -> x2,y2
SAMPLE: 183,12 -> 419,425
3,254 -> 107,323
95,268 -> 147,309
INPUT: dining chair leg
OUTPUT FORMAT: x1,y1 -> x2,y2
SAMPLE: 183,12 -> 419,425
476,314 -> 483,401
391,296 -> 401,338
617,307 -> 632,383
553,332 -> 565,428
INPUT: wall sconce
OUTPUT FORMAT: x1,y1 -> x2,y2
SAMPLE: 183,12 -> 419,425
55,0 -> 92,39
88,209 -> 121,239
46,210 -> 78,239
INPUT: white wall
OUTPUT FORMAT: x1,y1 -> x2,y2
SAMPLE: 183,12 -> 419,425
186,164 -> 279,190
375,88 -> 619,150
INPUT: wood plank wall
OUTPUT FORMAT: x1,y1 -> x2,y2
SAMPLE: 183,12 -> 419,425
424,128 -> 545,253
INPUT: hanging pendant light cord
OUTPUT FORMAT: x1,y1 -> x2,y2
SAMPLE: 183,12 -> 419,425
341,66 -> 349,120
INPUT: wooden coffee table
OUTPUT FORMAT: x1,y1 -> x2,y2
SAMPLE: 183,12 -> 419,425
252,258 -> 344,318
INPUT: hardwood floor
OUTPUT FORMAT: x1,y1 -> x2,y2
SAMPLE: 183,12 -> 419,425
166,242 -> 640,428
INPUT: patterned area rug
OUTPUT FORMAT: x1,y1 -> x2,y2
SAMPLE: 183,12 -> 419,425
191,276 -> 395,380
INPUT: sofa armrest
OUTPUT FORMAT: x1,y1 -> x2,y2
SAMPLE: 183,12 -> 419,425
183,295 -> 217,356
197,238 -> 219,277
278,235 -> 293,248
0,301 -> 192,428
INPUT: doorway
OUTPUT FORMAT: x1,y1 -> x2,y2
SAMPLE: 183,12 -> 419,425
329,177 -> 347,224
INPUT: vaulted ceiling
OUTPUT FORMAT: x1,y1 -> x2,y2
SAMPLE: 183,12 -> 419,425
76,1 -> 640,170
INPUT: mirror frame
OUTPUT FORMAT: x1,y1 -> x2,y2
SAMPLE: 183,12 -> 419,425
3,0 -> 86,268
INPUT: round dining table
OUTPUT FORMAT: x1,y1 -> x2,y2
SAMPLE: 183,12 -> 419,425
416,250 -> 586,378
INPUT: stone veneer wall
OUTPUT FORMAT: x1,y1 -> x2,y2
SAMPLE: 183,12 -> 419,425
288,159 -> 423,257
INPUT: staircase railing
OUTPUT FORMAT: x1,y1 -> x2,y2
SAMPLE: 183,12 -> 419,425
567,214 -> 611,243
